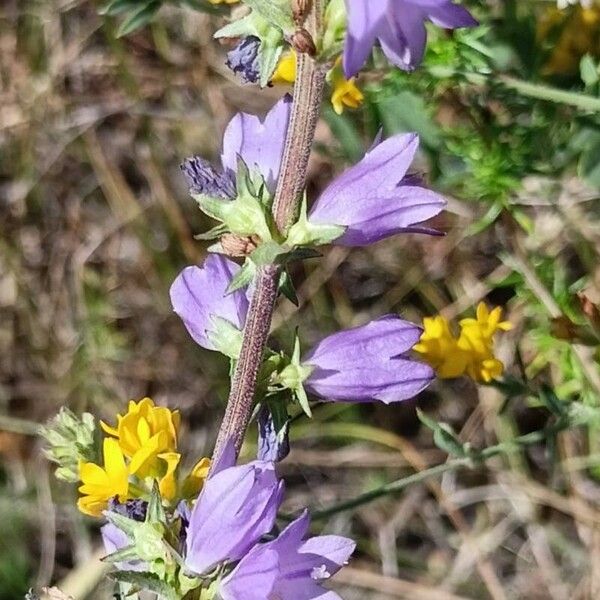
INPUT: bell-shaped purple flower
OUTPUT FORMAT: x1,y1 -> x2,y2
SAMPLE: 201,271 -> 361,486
343,0 -> 477,78
181,95 -> 291,196
170,254 -> 249,352
184,458 -> 284,575
302,315 -> 434,403
221,94 -> 291,192
220,510 -> 355,600
308,133 -> 446,247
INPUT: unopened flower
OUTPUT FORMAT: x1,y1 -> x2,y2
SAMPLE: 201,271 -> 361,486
226,36 -> 261,84
41,408 -> 97,483
302,315 -> 434,403
297,133 -> 445,247
343,0 -> 477,77
181,96 -> 291,197
414,302 -> 511,383
170,254 -> 250,355
78,438 -> 129,516
221,510 -> 355,600
185,453 -> 284,575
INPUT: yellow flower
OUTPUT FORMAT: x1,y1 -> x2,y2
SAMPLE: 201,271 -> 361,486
102,398 -> 180,478
414,316 -> 469,379
156,452 -> 181,501
207,0 -> 237,4
459,303 -> 512,340
181,457 -> 211,499
271,51 -> 297,84
414,303 -> 511,383
271,51 -> 364,115
331,77 -> 364,115
78,438 -> 129,517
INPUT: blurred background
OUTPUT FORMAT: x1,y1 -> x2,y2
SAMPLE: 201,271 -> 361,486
2,0 -> 600,598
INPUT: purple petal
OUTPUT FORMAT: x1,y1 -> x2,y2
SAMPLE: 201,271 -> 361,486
170,255 -> 249,351
342,0 -> 477,77
220,547 -> 280,600
221,511 -> 355,600
309,133 -> 445,246
303,316 -> 435,403
304,316 -> 423,366
429,2 -> 479,28
221,96 -> 292,191
342,0 -> 389,77
101,523 -> 145,572
185,461 -> 283,574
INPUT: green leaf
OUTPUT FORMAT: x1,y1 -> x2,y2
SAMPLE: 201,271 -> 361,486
278,269 -> 298,306
99,0 -> 142,16
226,260 -> 256,294
206,317 -> 244,359
146,481 -> 166,524
117,1 -> 161,36
110,571 -> 179,600
101,544 -> 139,564
416,409 -> 470,458
580,54 -> 599,88
244,0 -> 294,33
295,383 -> 312,418
194,223 -> 229,241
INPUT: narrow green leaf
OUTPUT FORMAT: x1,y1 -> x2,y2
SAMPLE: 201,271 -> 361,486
117,1 -> 161,37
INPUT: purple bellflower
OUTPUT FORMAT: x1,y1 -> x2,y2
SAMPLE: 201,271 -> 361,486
184,454 -> 284,575
302,315 -> 434,403
343,0 -> 477,78
170,254 -> 250,352
181,95 -> 291,197
307,133 -> 446,247
220,510 -> 355,600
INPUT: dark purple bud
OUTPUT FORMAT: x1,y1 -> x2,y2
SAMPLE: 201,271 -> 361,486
180,156 -> 235,199
257,406 -> 290,463
108,497 -> 148,522
226,36 -> 261,84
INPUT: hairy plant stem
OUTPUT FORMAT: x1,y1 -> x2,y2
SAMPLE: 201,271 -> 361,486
212,7 -> 326,465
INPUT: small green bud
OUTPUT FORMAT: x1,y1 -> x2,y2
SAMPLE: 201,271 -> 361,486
40,408 -> 98,482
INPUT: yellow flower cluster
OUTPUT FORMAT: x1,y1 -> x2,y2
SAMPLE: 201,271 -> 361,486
538,5 -> 600,75
272,51 -> 364,115
414,303 -> 512,383
78,398 -> 210,516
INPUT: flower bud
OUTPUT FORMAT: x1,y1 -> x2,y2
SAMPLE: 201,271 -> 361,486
291,28 -> 316,56
40,408 -> 97,482
220,233 -> 261,257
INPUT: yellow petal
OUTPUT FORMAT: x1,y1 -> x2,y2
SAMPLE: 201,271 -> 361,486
157,452 -> 181,501
181,457 -> 211,498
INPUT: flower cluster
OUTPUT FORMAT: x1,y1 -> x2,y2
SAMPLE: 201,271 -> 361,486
414,303 -> 512,383
77,398 -> 210,516
40,2 -> 494,599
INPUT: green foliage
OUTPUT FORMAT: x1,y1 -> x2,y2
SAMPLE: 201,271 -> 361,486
100,0 -> 221,37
